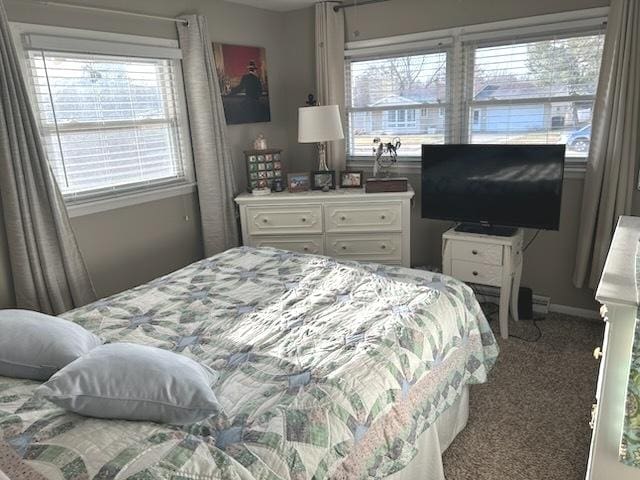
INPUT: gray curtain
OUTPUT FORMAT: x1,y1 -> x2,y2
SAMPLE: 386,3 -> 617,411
0,0 -> 96,314
316,2 -> 346,171
176,15 -> 239,258
573,0 -> 640,289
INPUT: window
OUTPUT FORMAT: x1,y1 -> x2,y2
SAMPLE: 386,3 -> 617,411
346,51 -> 449,157
467,33 -> 605,158
15,25 -> 192,204
386,109 -> 417,130
344,10 -> 607,164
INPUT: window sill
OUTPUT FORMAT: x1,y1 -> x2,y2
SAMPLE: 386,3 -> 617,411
347,158 -> 588,180
66,182 -> 197,218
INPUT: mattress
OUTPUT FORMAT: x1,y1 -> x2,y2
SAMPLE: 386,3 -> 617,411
0,247 -> 498,479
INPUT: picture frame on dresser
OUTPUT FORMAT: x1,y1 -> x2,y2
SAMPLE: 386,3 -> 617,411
340,171 -> 363,188
287,173 -> 310,192
312,171 -> 336,190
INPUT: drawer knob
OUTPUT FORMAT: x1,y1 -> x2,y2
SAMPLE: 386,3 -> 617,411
593,347 -> 603,360
303,246 -> 309,252
262,218 -> 268,223
301,217 -> 307,222
381,244 -> 386,250
342,245 -> 347,250
472,271 -> 479,276
340,216 -> 346,221
381,215 -> 386,220
472,250 -> 478,255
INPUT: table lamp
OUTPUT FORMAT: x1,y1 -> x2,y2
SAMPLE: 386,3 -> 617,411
298,105 -> 344,171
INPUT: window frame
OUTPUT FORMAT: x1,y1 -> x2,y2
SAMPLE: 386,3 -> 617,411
10,23 -> 195,217
344,7 -> 609,177
345,46 -> 453,158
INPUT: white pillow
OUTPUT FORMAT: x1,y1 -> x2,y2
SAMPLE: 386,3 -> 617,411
0,309 -> 103,380
36,343 -> 221,425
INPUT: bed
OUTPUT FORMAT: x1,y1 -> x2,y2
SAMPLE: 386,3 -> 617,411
0,246 -> 498,480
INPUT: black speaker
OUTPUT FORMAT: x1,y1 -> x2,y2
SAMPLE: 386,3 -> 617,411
518,286 -> 533,320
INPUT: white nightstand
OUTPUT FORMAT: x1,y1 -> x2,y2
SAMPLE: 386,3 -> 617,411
442,227 -> 524,339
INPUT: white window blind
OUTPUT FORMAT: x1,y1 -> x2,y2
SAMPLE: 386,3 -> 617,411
466,32 -> 605,159
344,10 -> 607,163
23,48 -> 191,202
346,50 -> 450,157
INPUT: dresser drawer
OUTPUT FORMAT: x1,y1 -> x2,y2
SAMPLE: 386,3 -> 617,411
246,205 -> 322,235
325,202 -> 402,233
326,234 -> 402,263
451,260 -> 503,287
450,240 -> 503,266
248,235 -> 324,255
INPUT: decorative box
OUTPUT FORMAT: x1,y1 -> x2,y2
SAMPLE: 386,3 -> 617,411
365,177 -> 408,193
244,149 -> 283,192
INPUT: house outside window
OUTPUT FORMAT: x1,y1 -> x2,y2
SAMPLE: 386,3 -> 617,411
468,34 -> 605,158
345,51 -> 449,157
344,10 -> 606,167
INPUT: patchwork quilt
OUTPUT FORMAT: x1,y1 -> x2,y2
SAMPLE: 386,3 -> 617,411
0,247 -> 498,479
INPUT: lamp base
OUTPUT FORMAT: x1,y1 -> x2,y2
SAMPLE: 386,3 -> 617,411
317,143 -> 329,171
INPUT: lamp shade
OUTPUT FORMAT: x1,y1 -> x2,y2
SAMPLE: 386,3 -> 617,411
298,105 -> 344,143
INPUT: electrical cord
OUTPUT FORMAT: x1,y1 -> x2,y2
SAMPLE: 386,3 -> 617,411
523,230 -> 541,252
480,301 -> 544,342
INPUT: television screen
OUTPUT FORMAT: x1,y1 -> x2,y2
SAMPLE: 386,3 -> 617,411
421,144 -> 565,230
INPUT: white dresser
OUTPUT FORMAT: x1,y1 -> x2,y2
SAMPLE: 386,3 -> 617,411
234,187 -> 415,267
587,216 -> 640,480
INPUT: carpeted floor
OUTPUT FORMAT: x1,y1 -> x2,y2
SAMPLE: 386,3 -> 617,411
442,312 -> 605,480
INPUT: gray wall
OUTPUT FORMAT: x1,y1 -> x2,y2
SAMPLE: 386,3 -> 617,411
0,0 -> 615,312
0,0 -> 295,307
343,0 -> 609,41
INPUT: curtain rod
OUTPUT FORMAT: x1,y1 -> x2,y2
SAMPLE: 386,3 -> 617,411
333,0 -> 390,12
28,0 -> 189,25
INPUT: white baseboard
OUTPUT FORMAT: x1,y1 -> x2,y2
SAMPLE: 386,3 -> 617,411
467,284 -> 599,319
548,303 -> 600,319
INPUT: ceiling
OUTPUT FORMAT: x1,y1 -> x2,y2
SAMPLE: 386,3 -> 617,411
223,0 -> 320,12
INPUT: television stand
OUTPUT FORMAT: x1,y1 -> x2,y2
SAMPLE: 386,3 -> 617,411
454,223 -> 518,237
442,227 -> 524,339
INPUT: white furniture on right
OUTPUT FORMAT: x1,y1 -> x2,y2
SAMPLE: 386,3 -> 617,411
587,215 -> 639,480
442,227 -> 524,339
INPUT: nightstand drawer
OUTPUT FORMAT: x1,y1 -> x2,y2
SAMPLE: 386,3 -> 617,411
246,205 -> 322,235
451,260 -> 503,287
325,202 -> 402,233
248,235 -> 324,255
450,240 -> 503,266
326,233 -> 402,262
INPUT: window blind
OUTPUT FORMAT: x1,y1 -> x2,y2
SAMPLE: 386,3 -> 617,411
344,14 -> 607,162
345,49 -> 450,157
465,31 -> 605,159
24,49 -> 190,201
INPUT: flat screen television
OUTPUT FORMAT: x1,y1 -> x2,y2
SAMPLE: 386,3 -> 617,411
421,144 -> 565,233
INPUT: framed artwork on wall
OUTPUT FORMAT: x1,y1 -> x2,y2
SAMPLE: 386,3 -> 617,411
212,43 -> 271,125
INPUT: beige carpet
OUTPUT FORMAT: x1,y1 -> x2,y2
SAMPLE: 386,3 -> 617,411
442,312 -> 604,480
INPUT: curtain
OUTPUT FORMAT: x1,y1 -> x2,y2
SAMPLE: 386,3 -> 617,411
0,0 -> 96,314
315,2 -> 346,171
573,0 -> 640,289
176,15 -> 239,258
